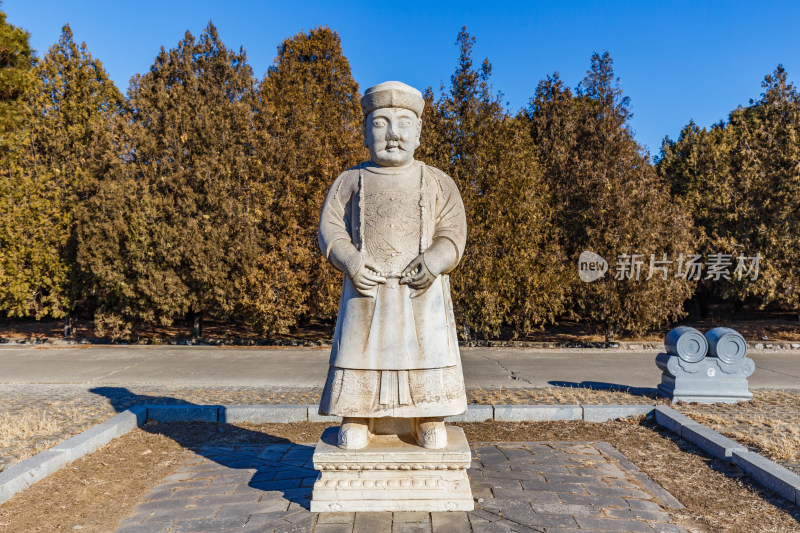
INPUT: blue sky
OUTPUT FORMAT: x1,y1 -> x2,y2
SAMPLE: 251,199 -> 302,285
5,0 -> 799,156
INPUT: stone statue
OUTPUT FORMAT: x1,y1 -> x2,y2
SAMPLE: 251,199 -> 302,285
318,81 -> 468,450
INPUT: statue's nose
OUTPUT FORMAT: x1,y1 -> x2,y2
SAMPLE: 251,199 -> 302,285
386,127 -> 401,141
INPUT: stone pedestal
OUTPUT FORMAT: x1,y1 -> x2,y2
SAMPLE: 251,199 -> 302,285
655,352 -> 755,403
310,426 -> 474,512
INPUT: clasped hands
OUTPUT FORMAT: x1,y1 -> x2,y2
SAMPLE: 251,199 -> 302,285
352,254 -> 435,298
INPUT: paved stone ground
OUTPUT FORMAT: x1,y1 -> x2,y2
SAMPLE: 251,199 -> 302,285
1,384 -> 798,476
114,440 -> 687,533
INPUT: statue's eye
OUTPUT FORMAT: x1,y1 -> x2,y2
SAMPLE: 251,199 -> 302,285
373,120 -> 386,127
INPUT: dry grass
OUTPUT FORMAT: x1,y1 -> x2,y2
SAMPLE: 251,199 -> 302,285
469,386 -> 663,406
677,390 -> 800,469
0,409 -> 60,447
0,429 -> 190,533
0,406 -> 86,462
678,407 -> 800,463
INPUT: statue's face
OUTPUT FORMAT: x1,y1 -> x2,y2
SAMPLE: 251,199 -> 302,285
364,107 -> 422,167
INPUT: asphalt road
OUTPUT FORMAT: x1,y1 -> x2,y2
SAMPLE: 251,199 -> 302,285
0,346 -> 797,390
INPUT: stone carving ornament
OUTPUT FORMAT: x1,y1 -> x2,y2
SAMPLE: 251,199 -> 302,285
656,326 -> 755,403
317,81 -> 468,450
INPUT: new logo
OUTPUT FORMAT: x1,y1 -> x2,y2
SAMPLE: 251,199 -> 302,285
578,251 -> 607,282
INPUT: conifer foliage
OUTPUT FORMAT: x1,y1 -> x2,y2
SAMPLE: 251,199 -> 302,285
659,66 -> 800,318
0,9 -> 33,144
0,24 -> 124,320
248,27 -> 366,332
418,28 -> 567,338
528,53 -> 696,341
80,23 -> 260,336
1,6 -> 798,340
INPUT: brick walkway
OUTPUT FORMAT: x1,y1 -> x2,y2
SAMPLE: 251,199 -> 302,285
115,441 -> 688,533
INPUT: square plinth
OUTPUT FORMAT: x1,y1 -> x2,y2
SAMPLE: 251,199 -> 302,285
658,375 -> 753,404
310,426 -> 474,512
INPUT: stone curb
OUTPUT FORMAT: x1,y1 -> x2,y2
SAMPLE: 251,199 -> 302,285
448,405 -> 494,422
581,404 -> 654,422
307,406 -> 342,423
494,404 -> 582,421
653,405 -> 700,436
146,405 -> 220,423
220,405 -> 307,423
732,451 -> 800,505
680,424 -> 747,459
0,406 -> 145,505
653,406 -> 746,459
52,408 -> 145,461
0,451 -> 68,505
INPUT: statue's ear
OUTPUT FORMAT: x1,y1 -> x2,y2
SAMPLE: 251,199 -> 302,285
415,117 -> 422,148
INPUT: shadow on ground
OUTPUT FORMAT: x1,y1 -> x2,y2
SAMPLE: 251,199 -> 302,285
548,380 -> 660,398
89,387 -> 317,510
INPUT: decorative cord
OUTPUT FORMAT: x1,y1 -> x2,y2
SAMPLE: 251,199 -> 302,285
419,164 -> 426,254
358,167 -> 364,252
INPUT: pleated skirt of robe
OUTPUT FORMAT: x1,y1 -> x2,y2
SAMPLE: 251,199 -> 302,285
319,365 -> 467,418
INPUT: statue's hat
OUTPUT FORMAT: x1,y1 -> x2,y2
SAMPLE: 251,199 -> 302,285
360,81 -> 424,117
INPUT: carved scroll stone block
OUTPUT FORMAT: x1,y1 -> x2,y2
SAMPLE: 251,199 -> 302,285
310,426 -> 474,512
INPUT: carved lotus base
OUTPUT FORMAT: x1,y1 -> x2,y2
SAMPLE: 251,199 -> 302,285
310,426 -> 474,512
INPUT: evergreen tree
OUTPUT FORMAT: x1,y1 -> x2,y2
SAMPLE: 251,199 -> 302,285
0,24 -> 124,320
418,28 -> 567,338
657,120 -> 734,315
81,23 -> 261,336
659,66 -> 800,318
0,7 -> 34,319
528,53 -> 696,341
0,8 -> 33,146
246,26 -> 365,334
738,67 -> 800,316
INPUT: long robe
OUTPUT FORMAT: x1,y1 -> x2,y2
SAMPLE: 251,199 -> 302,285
318,160 -> 468,417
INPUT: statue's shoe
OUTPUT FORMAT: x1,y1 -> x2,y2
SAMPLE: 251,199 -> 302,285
417,420 -> 447,449
337,419 -> 369,450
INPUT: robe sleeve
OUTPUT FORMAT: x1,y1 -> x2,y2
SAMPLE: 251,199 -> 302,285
318,169 -> 362,278
426,167 -> 467,274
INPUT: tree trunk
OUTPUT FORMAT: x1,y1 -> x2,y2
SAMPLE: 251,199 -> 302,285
189,311 -> 203,339
462,323 -> 472,342
698,287 -> 709,319
688,298 -> 701,321
63,315 -> 74,338
605,324 -> 615,344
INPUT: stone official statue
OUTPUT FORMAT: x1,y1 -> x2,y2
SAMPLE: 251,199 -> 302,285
318,81 -> 467,450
